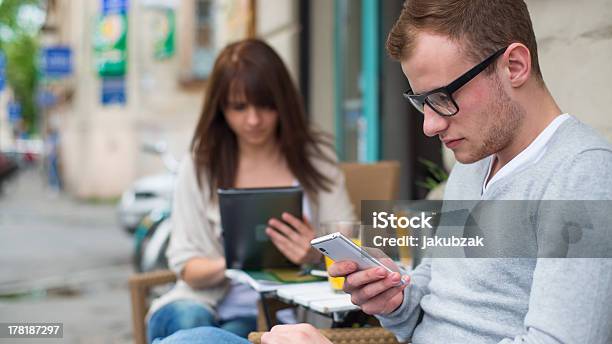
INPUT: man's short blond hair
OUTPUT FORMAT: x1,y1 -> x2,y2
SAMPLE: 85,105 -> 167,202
387,0 -> 543,80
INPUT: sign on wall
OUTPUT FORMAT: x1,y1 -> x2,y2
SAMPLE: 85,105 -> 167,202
101,76 -> 126,105
8,101 -> 22,123
94,0 -> 129,76
0,52 -> 5,91
41,46 -> 73,78
103,0 -> 129,15
37,89 -> 58,108
153,10 -> 175,60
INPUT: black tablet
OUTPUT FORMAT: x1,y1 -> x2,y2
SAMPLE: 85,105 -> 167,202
218,186 -> 302,270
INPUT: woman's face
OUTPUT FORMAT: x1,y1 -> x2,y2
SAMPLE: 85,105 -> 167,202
224,94 -> 279,148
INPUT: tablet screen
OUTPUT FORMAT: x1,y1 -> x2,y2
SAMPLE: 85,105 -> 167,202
218,186 -> 303,270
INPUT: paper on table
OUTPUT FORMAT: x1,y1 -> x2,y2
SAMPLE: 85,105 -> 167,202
225,269 -> 323,292
225,269 -> 282,292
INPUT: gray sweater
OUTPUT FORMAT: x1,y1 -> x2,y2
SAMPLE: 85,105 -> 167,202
377,116 -> 612,343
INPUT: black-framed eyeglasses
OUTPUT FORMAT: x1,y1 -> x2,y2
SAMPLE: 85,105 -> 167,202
403,46 -> 508,117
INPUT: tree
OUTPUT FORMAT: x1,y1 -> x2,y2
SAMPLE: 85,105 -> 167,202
0,0 -> 43,135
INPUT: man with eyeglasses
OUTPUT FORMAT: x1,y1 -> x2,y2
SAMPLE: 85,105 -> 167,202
260,1 -> 612,344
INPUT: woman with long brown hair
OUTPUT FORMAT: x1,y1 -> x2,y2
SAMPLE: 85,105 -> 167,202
146,39 -> 355,342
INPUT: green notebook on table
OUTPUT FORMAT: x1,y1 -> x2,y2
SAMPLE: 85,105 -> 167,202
245,269 -> 325,283
226,268 -> 326,292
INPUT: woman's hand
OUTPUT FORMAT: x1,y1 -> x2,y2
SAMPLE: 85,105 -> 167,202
266,212 -> 321,264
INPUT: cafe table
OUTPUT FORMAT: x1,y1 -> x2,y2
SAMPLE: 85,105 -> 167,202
225,270 -> 360,329
226,263 -> 412,330
275,281 -> 360,324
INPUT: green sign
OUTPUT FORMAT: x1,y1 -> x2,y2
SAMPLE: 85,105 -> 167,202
94,13 -> 128,76
154,10 -> 175,60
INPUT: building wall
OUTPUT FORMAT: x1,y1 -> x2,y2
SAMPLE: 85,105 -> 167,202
58,0 -> 302,198
59,0 -> 202,198
527,0 -> 612,141
308,0 -> 335,135
257,0 -> 335,136
256,0 -> 300,84
0,90 -> 12,150
440,0 -> 612,174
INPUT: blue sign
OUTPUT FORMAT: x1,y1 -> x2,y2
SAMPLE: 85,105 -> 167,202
103,0 -> 128,14
0,52 -> 5,91
101,76 -> 126,105
41,46 -> 72,77
37,89 -> 58,108
8,101 -> 21,123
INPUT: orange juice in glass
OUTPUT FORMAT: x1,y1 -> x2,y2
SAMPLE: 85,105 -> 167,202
320,221 -> 361,292
393,209 -> 413,267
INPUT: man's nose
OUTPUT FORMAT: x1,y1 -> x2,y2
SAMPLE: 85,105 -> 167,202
422,105 -> 449,137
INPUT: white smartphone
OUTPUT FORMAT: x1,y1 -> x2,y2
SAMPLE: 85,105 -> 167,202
311,232 -> 406,284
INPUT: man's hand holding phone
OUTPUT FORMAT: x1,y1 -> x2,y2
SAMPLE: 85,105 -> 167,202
328,260 -> 409,315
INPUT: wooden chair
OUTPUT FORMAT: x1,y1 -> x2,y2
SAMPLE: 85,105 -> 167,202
129,270 -> 176,344
128,161 -> 402,344
248,327 -> 401,344
340,161 -> 401,218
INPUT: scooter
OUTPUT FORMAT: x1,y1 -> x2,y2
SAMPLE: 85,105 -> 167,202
119,142 -> 177,272
133,205 -> 171,272
117,142 -> 178,233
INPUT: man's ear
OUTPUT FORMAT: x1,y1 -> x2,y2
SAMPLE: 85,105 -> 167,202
504,43 -> 532,88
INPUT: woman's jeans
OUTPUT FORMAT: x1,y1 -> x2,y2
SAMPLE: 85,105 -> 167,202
147,300 -> 257,343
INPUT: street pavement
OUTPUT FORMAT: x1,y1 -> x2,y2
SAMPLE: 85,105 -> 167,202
0,166 -> 134,343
